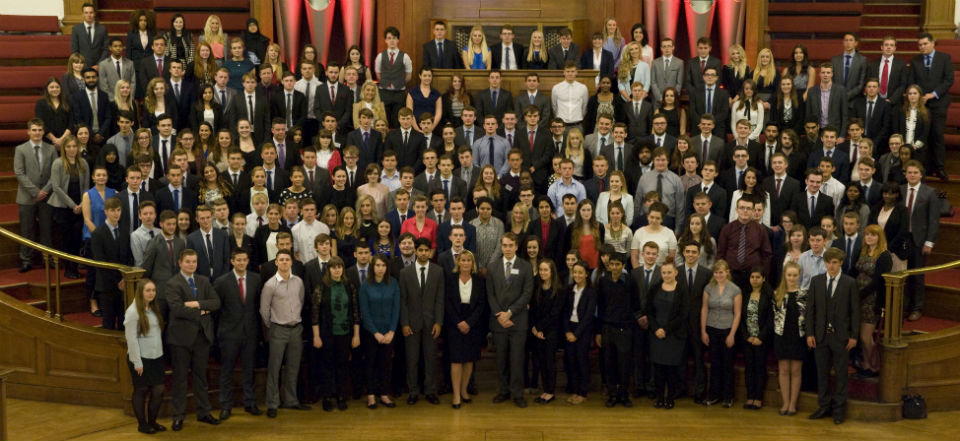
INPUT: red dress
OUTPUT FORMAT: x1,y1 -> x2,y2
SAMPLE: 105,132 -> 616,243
578,233 -> 599,269
400,217 -> 439,248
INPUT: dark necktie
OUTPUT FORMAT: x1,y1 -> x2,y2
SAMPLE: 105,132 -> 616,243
113,227 -> 119,241
776,178 -> 782,197
845,237 -> 853,270
174,83 -> 180,101
491,89 -> 498,106
205,233 -> 214,270
420,266 -> 426,294
488,137 -> 495,166
656,173 -> 663,195
363,131 -> 370,148
87,25 -> 93,43
349,170 -> 355,187
616,146 -> 623,171
737,224 -> 747,264
232,172 -> 239,188
161,139 -> 168,172
403,130 -> 409,145
132,192 -> 140,231
167,239 -> 175,267
528,130 -> 535,151
706,88 -> 713,113
115,59 -> 121,78
809,195 -> 816,217
172,188 -> 180,212
688,268 -> 694,288
247,95 -> 254,121
437,41 -> 443,60
278,143 -> 286,167
827,277 -> 835,298
286,93 -> 293,126
238,276 -> 245,303
308,170 -> 314,186
34,145 -> 40,165
360,267 -> 367,281
188,276 -> 197,298
220,89 -> 226,108
443,179 -> 449,198
844,55 -> 851,86
266,170 -> 273,190
645,269 -> 651,285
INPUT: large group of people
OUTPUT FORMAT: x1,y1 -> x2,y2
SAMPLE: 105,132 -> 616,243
12,3 -> 949,434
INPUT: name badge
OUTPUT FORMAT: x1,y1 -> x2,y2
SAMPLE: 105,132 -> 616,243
510,269 -> 520,275
503,184 -> 514,192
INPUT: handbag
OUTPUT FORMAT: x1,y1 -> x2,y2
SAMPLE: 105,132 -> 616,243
902,394 -> 927,419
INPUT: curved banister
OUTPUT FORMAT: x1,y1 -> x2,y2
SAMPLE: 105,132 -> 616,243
881,258 -> 960,347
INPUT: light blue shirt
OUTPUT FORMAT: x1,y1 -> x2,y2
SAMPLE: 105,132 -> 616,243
547,178 -> 587,217
471,134 -> 511,175
618,60 -> 651,93
797,248 -> 826,290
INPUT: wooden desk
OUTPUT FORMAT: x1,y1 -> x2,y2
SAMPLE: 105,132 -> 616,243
431,69 -> 600,97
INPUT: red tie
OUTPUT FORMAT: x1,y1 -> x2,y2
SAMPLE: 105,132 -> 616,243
700,59 -> 706,73
907,187 -> 915,231
330,85 -> 336,102
389,51 -> 395,64
776,178 -> 782,197
309,170 -> 315,186
238,276 -> 245,304
258,216 -> 264,227
156,58 -> 162,74
528,131 -> 535,151
880,59 -> 890,96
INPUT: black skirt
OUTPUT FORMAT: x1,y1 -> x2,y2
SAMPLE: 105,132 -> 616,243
128,357 -> 165,387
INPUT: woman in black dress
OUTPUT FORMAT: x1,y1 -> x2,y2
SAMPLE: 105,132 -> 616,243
773,261 -> 807,416
531,259 -> 565,405
329,167 -> 357,211
856,225 -> 892,378
444,250 -> 487,408
562,260 -> 596,405
740,268 -> 773,410
769,76 -> 805,136
35,77 -> 72,147
647,261 -> 688,409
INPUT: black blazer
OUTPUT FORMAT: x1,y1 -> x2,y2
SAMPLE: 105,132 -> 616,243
561,285 -> 597,340
768,94 -> 806,136
907,50 -> 953,110
399,262 -> 446,332
125,30 -> 154,72
677,264 -> 712,335
474,88 -> 514,122
806,147 -> 851,183
738,285 -> 773,343
422,38 -> 464,69
155,184 -> 198,216
227,91 -> 271,145
490,43 -> 527,70
116,188 -> 155,235
761,174 -> 801,226
858,250 -> 892,309
443,273 -> 487,329
71,88 -> 113,139
791,191 -> 835,228
214,271 -> 262,342
164,273 -> 220,347
579,48 -> 615,79
618,98 -> 654,141
315,81 -> 354,131
531,286 -> 566,336
311,278 -> 360,337
688,86 -> 731,137
646,281 -> 689,341
188,101 -> 224,132
893,107 -> 930,149
384,129 -> 427,172
685,182 -> 728,220
166,79 -> 196,131
866,56 -> 908,107
91,222 -> 132,293
186,228 -> 232,280
868,203 -> 911,260
805,273 -> 859,343
137,55 -> 173,99
546,43 -> 581,70
848,95 -> 891,153
270,89 -> 308,129
684,56 -> 724,93
346,128 -> 385,170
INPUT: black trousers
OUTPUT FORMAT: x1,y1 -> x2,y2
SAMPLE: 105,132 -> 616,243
53,207 -> 82,261
534,331 -> 560,395
302,118 -> 319,147
379,89 -> 406,128
681,326 -> 707,399
814,332 -> 850,411
170,335 -> 212,418
524,333 -> 540,388
907,245 -> 927,312
654,363 -> 681,400
219,337 -> 258,408
564,322 -> 591,396
742,341 -> 768,401
391,324 -> 407,395
362,331 -> 393,396
602,325 -> 633,395
493,330 -> 527,398
99,290 -> 123,330
632,324 -> 652,393
706,326 -> 735,401
18,202 -> 52,265
928,105 -> 947,171
320,334 -> 351,398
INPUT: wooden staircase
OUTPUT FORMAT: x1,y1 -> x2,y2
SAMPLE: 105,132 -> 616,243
859,1 -> 922,58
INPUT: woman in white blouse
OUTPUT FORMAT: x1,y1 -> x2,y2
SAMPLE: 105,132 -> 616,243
630,202 -> 677,268
896,84 -> 930,151
728,167 -> 771,226
731,79 -> 764,141
596,170 -> 634,225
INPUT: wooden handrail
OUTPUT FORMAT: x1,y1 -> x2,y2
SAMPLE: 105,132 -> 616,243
0,369 -> 13,441
881,258 -> 960,347
0,227 -> 144,318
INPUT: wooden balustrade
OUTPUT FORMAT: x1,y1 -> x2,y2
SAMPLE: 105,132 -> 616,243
0,369 -> 11,441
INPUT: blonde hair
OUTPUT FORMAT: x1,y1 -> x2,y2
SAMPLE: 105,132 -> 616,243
565,128 -> 585,161
463,25 -> 490,69
727,44 -> 749,78
266,42 -> 283,73
335,206 -> 359,239
775,261 -> 801,307
113,79 -> 134,111
203,15 -> 225,45
144,77 -> 167,113
526,30 -> 548,64
511,202 -> 530,233
708,259 -> 731,286
355,194 -> 380,221
752,48 -> 777,88
359,80 -> 382,106
618,42 -> 642,80
602,17 -> 624,46
452,249 -> 478,274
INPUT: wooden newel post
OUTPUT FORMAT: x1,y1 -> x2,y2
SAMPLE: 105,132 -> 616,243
0,369 -> 13,441
882,273 -> 906,347
879,272 -> 908,404
122,267 -> 146,311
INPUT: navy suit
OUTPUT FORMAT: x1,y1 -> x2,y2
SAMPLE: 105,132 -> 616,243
806,147 -> 851,183
155,185 -> 198,217
186,228 -> 232,280
71,87 -> 112,139
436,220 -> 477,254
385,208 -> 415,240
579,48 -> 615,79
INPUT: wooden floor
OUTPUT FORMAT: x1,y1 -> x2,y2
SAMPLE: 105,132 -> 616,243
6,396 -> 954,441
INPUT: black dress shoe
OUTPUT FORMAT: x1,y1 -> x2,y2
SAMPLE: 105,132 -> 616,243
461,397 -> 472,404
92,309 -> 102,317
722,400 -> 733,408
467,384 -> 478,395
282,403 -> 311,411
936,169 -> 950,181
451,403 -> 461,409
336,398 -> 348,410
492,393 -> 510,403
779,409 -> 789,416
266,408 -> 277,418
809,407 -> 831,419
219,408 -> 231,420
605,396 -> 618,408
380,398 -> 396,408
367,402 -> 377,409
171,418 -> 183,431
197,415 -> 220,425
425,394 -> 440,405
245,406 -> 263,415
665,399 -> 675,409
654,399 -> 664,408
149,422 -> 166,432
138,424 -> 157,434
322,398 -> 334,411
621,397 -> 633,408
407,395 -> 419,405
514,397 -> 527,408
833,413 -> 845,424
19,263 -> 31,273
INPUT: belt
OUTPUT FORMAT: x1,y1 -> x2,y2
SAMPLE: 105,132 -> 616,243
272,322 -> 300,328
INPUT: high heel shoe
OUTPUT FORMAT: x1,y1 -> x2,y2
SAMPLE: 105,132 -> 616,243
451,402 -> 461,409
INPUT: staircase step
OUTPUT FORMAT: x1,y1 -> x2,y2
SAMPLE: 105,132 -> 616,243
98,10 -> 133,23
99,0 -> 152,9
860,26 -> 919,39
861,14 -> 921,27
862,3 -> 921,15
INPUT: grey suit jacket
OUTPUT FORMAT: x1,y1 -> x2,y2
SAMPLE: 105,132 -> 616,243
14,141 -> 57,205
97,56 -> 137,100
805,83 -> 849,135
691,134 -> 726,166
48,159 -> 90,209
650,56 -> 684,106
398,262 -> 445,332
902,183 -> 940,247
427,173 -> 468,202
454,125 -> 482,149
71,23 -> 109,67
831,52 -> 868,101
583,131 -> 613,158
514,91 -> 552,126
165,273 -> 221,347
142,234 -> 186,293
486,257 -> 534,332
804,273 -> 859,343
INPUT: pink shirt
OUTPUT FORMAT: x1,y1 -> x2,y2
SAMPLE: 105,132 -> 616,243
400,217 -> 438,248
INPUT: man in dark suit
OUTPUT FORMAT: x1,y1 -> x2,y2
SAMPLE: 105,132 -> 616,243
516,109 -> 554,191
490,25 -> 526,71
867,36 -> 908,108
385,109 -> 427,171
300,147 -> 332,201
547,28 -> 580,70
398,238 -> 445,405
600,124 -> 633,174
386,189 -> 416,239
637,114 -> 677,157
71,3 -> 108,67
155,165 -> 198,216
213,69 -> 239,120
72,68 -> 112,145
691,116 -> 726,170
315,62 -> 354,132
474,70 -> 514,122
806,64 -> 849,140
186,205 -> 231,280
90,197 -> 131,329
228,73 -> 271,145
271,71 -> 308,129
806,126 -> 851,183
137,35 -> 172,99
421,21 -> 463,69
117,166 -> 155,235
685,161 -> 728,218
717,143 -> 757,197
265,119 -> 300,171
437,198 -> 477,253
791,169 -> 835,228
428,155 -> 468,204
684,37 -> 724,94
619,83 -> 653,141
215,249 -> 263,419
676,241 -> 713,403
831,33 -> 868,101
346,108 -> 385,170
762,153 -> 801,226
160,148 -> 201,193
688,67 -> 731,138
832,212 -> 863,276
857,157 -> 882,207
629,244 -> 660,399
723,120 -> 764,173
514,74 -> 552,126
805,247 -> 859,425
908,33 -> 954,180
166,60 -> 195,132
259,144 -> 290,193
487,233 -> 534,408
165,249 -> 222,430
142,210 -> 184,303
848,79 -> 892,156
902,160 -> 941,321
579,33 -> 615,78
